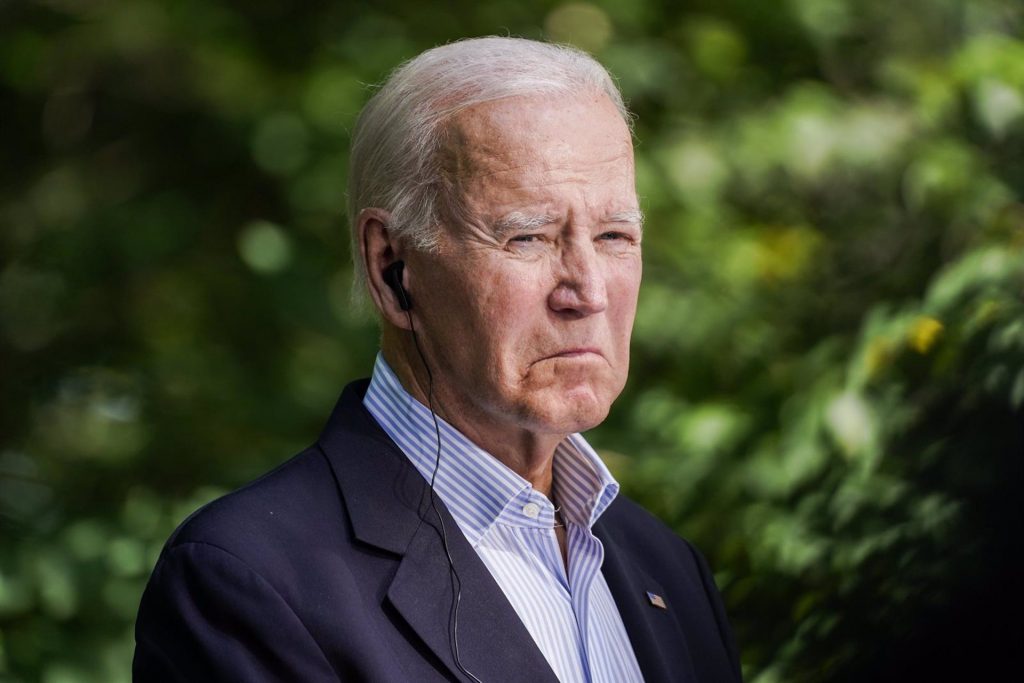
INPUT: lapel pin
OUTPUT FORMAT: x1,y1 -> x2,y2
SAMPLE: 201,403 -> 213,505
646,591 -> 667,610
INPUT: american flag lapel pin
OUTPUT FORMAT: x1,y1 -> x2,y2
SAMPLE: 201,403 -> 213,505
646,591 -> 667,610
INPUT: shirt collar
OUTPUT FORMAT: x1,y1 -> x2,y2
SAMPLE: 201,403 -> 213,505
362,353 -> 620,546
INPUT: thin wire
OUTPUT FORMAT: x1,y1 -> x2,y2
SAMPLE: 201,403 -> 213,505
405,308 -> 484,683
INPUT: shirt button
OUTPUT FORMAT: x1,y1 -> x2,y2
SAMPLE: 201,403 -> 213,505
522,503 -> 541,519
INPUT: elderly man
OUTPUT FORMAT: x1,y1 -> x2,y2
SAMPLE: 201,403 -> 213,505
134,37 -> 741,682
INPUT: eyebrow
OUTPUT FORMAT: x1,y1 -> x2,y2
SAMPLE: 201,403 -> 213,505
491,209 -> 645,238
607,209 -> 645,228
491,212 -> 558,238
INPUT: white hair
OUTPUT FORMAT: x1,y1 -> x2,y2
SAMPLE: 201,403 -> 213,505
346,36 -> 630,299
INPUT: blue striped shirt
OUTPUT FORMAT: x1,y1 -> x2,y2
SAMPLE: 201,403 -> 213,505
364,354 -> 644,683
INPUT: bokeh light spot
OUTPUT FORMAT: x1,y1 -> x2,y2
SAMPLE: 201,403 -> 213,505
251,114 -> 309,175
545,3 -> 613,53
237,220 -> 293,274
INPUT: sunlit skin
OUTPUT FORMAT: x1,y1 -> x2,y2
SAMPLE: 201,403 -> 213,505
359,92 -> 642,511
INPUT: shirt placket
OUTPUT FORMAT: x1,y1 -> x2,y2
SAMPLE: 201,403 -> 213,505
565,521 -> 605,682
507,493 -> 591,683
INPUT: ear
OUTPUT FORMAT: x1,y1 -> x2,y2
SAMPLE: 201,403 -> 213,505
357,207 -> 412,329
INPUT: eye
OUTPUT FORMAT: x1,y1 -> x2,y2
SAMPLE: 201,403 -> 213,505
597,231 -> 632,242
509,234 -> 543,244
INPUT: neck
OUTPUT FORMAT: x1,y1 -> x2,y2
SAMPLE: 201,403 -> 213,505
381,332 -> 564,498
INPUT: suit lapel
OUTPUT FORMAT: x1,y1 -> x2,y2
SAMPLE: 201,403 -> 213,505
319,382 -> 558,683
596,520 -> 699,683
388,503 -> 559,683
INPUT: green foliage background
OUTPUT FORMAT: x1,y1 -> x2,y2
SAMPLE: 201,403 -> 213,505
2,0 -> 1022,681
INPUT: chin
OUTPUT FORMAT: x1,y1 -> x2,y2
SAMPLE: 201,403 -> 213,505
524,385 -> 616,435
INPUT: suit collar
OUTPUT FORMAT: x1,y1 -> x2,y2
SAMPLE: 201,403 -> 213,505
317,381 -> 559,683
317,379 -> 424,553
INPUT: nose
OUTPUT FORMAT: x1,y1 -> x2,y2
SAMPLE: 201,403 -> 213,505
548,240 -> 608,317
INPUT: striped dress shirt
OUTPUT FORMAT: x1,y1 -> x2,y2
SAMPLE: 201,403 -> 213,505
364,354 -> 644,683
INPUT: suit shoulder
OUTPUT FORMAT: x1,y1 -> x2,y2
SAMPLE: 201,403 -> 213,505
165,445 -> 343,559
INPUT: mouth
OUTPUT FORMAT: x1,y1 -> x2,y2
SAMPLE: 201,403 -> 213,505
541,348 -> 604,361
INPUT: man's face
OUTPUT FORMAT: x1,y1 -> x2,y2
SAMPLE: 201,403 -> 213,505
406,92 -> 641,441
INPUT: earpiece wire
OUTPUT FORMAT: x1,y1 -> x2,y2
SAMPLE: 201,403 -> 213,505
405,308 -> 484,683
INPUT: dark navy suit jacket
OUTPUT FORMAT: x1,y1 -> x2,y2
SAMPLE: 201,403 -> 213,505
134,381 -> 742,681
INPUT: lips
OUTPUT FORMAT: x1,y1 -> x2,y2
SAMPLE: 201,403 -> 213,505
541,347 -> 604,361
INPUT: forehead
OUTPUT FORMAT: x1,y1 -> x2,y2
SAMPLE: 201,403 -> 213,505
440,93 -> 636,213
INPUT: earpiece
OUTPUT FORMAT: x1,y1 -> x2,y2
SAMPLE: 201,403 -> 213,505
383,260 -> 412,311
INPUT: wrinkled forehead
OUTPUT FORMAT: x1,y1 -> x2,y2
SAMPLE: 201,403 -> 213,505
438,93 -> 634,181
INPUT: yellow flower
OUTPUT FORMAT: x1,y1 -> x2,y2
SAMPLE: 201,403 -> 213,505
908,316 -> 944,354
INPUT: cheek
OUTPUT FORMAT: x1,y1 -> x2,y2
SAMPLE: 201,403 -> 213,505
608,263 -> 642,327
454,266 -> 540,359
473,256 -> 548,314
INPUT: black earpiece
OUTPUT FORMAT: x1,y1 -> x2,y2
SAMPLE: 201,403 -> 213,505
383,260 -> 412,311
